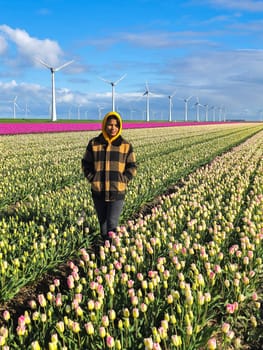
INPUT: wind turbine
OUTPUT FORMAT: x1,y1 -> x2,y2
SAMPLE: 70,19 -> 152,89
129,104 -> 137,120
168,90 -> 176,122
24,102 -> 31,118
77,104 -> 82,120
194,97 -> 203,122
97,104 -> 104,119
99,74 -> 127,112
37,58 -> 74,122
214,106 -> 218,121
204,104 -> 209,122
218,105 -> 224,121
12,96 -> 18,119
178,95 -> 193,122
143,81 -> 152,122
9,96 -> 23,119
209,106 -> 216,121
222,106 -> 226,122
68,105 -> 73,120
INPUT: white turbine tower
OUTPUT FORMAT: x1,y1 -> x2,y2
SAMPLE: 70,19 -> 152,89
97,104 -> 104,120
37,58 -> 74,122
209,106 -> 216,121
77,104 -> 82,120
204,104 -> 209,122
222,106 -> 226,122
24,100 -> 31,119
12,96 -> 18,119
130,108 -> 136,120
168,91 -> 176,122
179,95 -> 193,122
143,81 -> 152,122
218,105 -> 224,121
194,97 -> 203,122
129,104 -> 136,120
213,106 -> 218,121
99,74 -> 127,112
9,96 -> 23,119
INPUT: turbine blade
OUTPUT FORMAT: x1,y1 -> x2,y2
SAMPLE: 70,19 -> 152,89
55,60 -> 74,72
114,73 -> 127,85
175,96 -> 184,101
145,81 -> 149,91
36,57 -> 51,69
15,102 -> 23,110
98,76 -> 112,84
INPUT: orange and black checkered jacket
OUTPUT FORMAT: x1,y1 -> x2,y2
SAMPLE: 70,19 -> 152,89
82,112 -> 136,201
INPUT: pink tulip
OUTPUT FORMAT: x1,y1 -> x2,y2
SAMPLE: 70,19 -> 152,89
207,337 -> 217,349
102,315 -> 109,327
55,293 -> 62,307
127,279 -> 134,288
54,279 -> 60,287
72,322 -> 80,333
106,335 -> 115,348
37,294 -> 47,308
85,322 -> 94,335
3,311 -> 10,321
56,321 -> 65,333
226,302 -> 238,313
144,337 -> 153,349
17,315 -> 26,327
222,322 -> 230,333
16,324 -> 26,336
67,275 -> 75,289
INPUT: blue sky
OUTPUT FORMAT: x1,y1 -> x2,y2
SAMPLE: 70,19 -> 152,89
1,0 -> 263,121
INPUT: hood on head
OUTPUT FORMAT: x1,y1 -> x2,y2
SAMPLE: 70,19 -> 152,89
102,111 -> 123,143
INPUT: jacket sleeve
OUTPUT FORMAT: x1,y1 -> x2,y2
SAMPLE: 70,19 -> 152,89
124,144 -> 137,182
81,141 -> 95,182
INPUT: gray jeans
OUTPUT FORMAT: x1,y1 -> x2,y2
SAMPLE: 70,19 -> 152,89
93,198 -> 124,239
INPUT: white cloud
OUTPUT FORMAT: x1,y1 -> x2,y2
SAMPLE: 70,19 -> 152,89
85,30 -> 217,50
58,91 -> 75,103
122,31 -> 212,48
0,80 -> 18,89
163,48 -> 263,116
0,35 -> 7,54
0,25 -> 64,66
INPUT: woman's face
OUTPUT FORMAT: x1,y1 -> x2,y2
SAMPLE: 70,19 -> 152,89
105,118 -> 119,139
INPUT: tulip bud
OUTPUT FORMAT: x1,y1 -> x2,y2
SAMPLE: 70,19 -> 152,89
207,337 -> 217,350
85,322 -> 94,335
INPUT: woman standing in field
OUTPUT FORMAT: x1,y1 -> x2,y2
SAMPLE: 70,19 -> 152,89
82,111 -> 137,241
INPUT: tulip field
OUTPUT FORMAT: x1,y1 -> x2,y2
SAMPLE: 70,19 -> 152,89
0,122 -> 263,349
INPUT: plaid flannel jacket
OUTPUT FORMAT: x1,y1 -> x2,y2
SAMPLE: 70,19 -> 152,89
82,133 -> 137,201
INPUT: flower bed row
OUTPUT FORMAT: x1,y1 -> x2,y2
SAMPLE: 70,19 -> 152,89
0,121 -> 227,135
1,124 -> 259,212
0,124 -> 262,304
0,128 -> 262,349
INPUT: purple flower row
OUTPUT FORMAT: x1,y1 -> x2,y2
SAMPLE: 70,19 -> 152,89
0,121 -> 224,135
